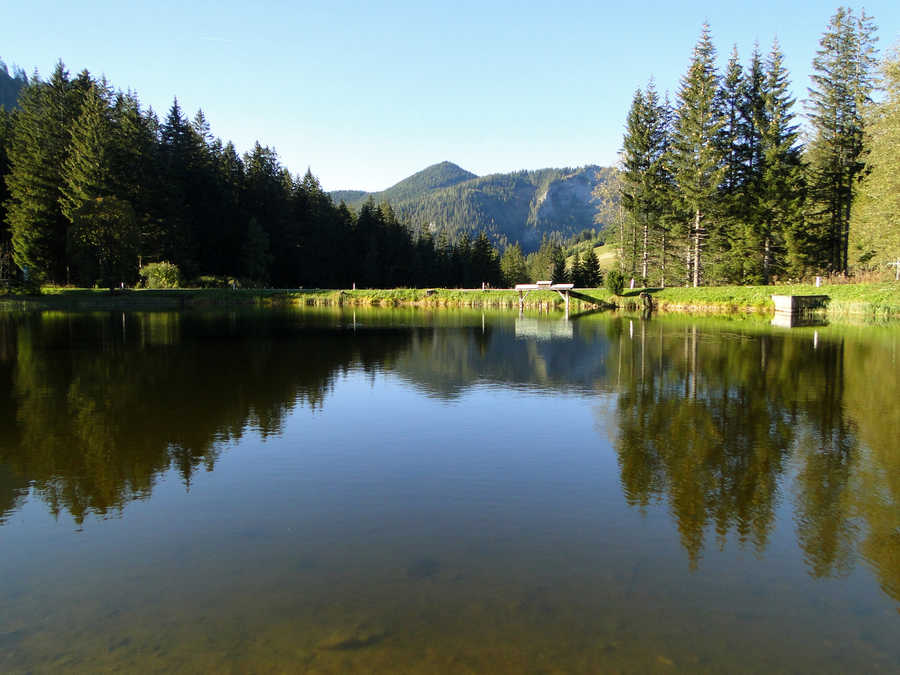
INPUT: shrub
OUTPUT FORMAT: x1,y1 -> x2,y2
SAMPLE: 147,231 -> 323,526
194,275 -> 241,288
605,269 -> 625,296
139,262 -> 181,289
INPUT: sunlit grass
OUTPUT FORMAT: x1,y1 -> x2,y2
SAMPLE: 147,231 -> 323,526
1,281 -> 897,317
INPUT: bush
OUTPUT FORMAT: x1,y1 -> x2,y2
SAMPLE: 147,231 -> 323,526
194,275 -> 241,289
605,269 -> 625,295
139,262 -> 181,289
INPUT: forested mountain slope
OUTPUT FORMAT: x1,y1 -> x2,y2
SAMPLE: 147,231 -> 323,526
0,61 -> 27,109
332,162 -> 617,252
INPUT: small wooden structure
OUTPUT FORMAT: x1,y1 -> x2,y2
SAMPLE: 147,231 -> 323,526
515,281 -> 575,314
771,294 -> 829,314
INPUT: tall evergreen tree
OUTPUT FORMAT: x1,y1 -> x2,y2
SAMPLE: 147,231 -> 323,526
550,244 -> 568,283
0,105 -> 14,279
67,195 -> 139,287
758,39 -> 804,281
5,63 -> 86,282
108,91 -> 161,259
569,251 -> 586,287
500,242 -> 528,286
157,98 -> 196,270
583,247 -> 602,287
0,106 -> 14,244
806,6 -> 878,273
60,80 -> 114,223
619,82 -> 671,284
850,48 -> 900,269
711,46 -> 751,283
240,216 -> 272,283
620,88 -> 646,279
670,24 -> 725,287
59,79 -> 141,285
471,231 -> 501,287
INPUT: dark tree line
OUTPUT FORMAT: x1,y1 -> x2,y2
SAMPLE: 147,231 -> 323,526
0,63 -> 503,288
617,7 -> 881,286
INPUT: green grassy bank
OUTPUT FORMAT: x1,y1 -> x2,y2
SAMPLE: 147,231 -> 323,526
1,283 -> 898,317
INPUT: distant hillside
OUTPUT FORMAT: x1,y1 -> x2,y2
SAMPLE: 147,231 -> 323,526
331,162 -> 617,252
0,60 -> 27,110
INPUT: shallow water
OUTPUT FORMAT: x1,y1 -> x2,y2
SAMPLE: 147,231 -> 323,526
0,308 -> 897,673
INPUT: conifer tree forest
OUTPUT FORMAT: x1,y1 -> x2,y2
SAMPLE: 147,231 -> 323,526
616,7 -> 898,287
2,6 -> 898,291
0,63 -> 504,289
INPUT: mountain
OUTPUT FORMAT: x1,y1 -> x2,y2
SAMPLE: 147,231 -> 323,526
330,162 -> 617,252
0,60 -> 27,110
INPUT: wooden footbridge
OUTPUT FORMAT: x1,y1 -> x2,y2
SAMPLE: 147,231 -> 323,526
515,281 -> 575,314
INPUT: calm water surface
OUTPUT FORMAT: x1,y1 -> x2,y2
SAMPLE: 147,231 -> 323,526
0,308 -> 897,673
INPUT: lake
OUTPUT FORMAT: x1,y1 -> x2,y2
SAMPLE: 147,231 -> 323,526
0,307 -> 897,673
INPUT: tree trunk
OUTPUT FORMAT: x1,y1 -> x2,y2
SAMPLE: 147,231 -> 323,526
763,233 -> 771,284
660,230 -> 667,288
641,218 -> 649,284
692,208 -> 702,287
685,245 -> 692,287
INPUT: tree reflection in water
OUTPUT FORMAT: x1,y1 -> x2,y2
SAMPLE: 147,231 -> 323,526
0,309 -> 896,607
605,316 -> 898,605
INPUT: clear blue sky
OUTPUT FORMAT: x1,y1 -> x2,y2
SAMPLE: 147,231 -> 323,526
2,1 -> 898,191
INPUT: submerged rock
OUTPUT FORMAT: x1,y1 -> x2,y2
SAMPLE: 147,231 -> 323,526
407,557 -> 440,579
317,623 -> 389,651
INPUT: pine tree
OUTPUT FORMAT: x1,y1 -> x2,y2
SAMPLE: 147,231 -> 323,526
108,92 -> 161,255
850,48 -> 900,269
569,252 -> 585,287
0,106 -> 14,246
583,247 -> 601,287
471,231 -> 500,287
807,7 -> 879,274
500,242 -> 528,286
212,141 -> 246,275
620,88 -> 647,279
670,24 -> 725,286
67,195 -> 139,287
550,244 -> 568,283
60,80 -> 114,224
157,98 -> 195,270
5,63 -> 86,282
356,198 -> 381,287
240,216 -> 272,283
59,79 -> 144,285
0,106 -> 14,280
759,39 -> 804,281
619,81 -> 670,284
738,45 -> 769,282
711,46 -> 751,283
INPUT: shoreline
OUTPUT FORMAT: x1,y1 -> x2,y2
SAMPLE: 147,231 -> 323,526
1,284 -> 898,318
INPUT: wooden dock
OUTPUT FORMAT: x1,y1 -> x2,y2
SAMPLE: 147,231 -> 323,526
515,282 -> 575,314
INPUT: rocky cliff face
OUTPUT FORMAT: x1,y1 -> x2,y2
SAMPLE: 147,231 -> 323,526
533,169 -> 600,228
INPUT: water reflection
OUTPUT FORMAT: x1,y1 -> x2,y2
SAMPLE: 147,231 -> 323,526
0,311 -> 414,524
0,308 -> 897,614
603,316 -> 899,607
